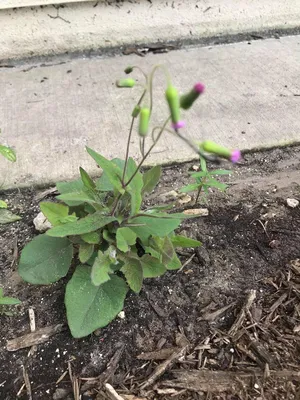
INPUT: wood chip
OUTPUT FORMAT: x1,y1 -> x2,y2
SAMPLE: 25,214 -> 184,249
183,208 -> 208,216
34,187 -> 57,201
7,324 -> 65,351
228,290 -> 256,337
199,302 -> 236,322
137,348 -> 180,361
140,346 -> 188,389
105,383 -> 124,400
159,369 -> 300,392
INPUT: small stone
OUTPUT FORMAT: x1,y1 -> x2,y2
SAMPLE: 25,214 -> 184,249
118,311 -> 125,319
33,212 -> 52,232
177,194 -> 192,205
286,198 -> 299,208
269,239 -> 280,249
53,387 -> 70,400
192,165 -> 199,171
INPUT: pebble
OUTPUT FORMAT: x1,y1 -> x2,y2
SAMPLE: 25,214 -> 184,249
286,198 -> 299,208
33,212 -> 52,232
118,311 -> 125,319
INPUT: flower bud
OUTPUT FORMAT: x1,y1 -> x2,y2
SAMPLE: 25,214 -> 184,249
0,145 -> 16,162
131,105 -> 141,118
180,82 -> 205,110
116,78 -> 136,88
124,66 -> 134,74
201,140 -> 241,163
138,108 -> 150,137
165,85 -> 184,129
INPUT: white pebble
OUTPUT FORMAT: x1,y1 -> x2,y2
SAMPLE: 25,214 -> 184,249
286,198 -> 299,208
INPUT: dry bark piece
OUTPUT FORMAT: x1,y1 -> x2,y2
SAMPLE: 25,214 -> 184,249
105,383 -> 124,400
199,302 -> 236,322
140,346 -> 188,390
137,347 -> 180,361
159,369 -> 300,392
183,208 -> 208,216
7,324 -> 65,351
228,290 -> 256,337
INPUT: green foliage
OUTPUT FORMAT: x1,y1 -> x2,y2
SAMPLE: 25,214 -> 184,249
180,156 -> 231,203
65,266 -> 128,338
19,235 -> 73,284
0,288 -> 21,306
17,65 -> 213,338
0,209 -> 21,224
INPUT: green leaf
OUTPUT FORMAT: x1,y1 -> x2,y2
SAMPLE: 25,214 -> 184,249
167,253 -> 182,270
79,243 -> 94,263
0,200 -> 7,209
91,251 -> 114,286
0,145 -> 16,162
116,227 -> 137,252
200,156 -> 207,172
128,214 -> 181,241
47,214 -> 116,237
0,209 -> 21,224
59,215 -> 78,224
210,169 -> 232,176
189,171 -> 207,178
81,232 -> 101,244
171,235 -> 202,248
0,296 -> 21,305
95,158 -> 124,191
18,235 -> 73,284
121,258 -> 143,293
179,184 -> 200,193
79,167 -> 96,190
56,179 -> 85,206
86,148 -> 124,194
142,165 -> 161,194
205,179 -> 228,191
140,254 -> 167,278
125,158 -> 143,215
57,192 -> 98,206
40,202 -> 69,226
150,236 -> 174,264
65,265 -> 128,337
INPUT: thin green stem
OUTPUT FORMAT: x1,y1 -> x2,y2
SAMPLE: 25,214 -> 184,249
110,193 -> 122,216
149,65 -> 171,116
122,90 -> 147,184
124,117 -> 171,188
122,117 -> 135,184
195,185 -> 203,204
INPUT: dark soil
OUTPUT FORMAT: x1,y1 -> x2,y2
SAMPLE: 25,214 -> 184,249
0,145 -> 300,400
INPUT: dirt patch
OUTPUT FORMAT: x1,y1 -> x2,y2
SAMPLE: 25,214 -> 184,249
0,145 -> 300,400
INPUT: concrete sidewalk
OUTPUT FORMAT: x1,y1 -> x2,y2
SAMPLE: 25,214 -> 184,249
1,35 -> 300,189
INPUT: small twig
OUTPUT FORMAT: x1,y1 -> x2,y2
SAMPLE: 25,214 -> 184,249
177,253 -> 195,273
140,346 -> 188,389
22,365 -> 32,400
199,302 -> 236,322
228,290 -> 256,337
105,383 -> 124,400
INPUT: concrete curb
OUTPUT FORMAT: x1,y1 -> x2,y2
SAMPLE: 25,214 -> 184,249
1,0 -> 300,61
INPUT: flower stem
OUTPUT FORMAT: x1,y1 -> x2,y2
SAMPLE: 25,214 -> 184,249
122,90 -> 147,184
124,117 -> 171,188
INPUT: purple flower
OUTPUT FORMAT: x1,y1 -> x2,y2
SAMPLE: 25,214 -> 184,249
172,121 -> 186,130
230,150 -> 241,163
194,82 -> 205,94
